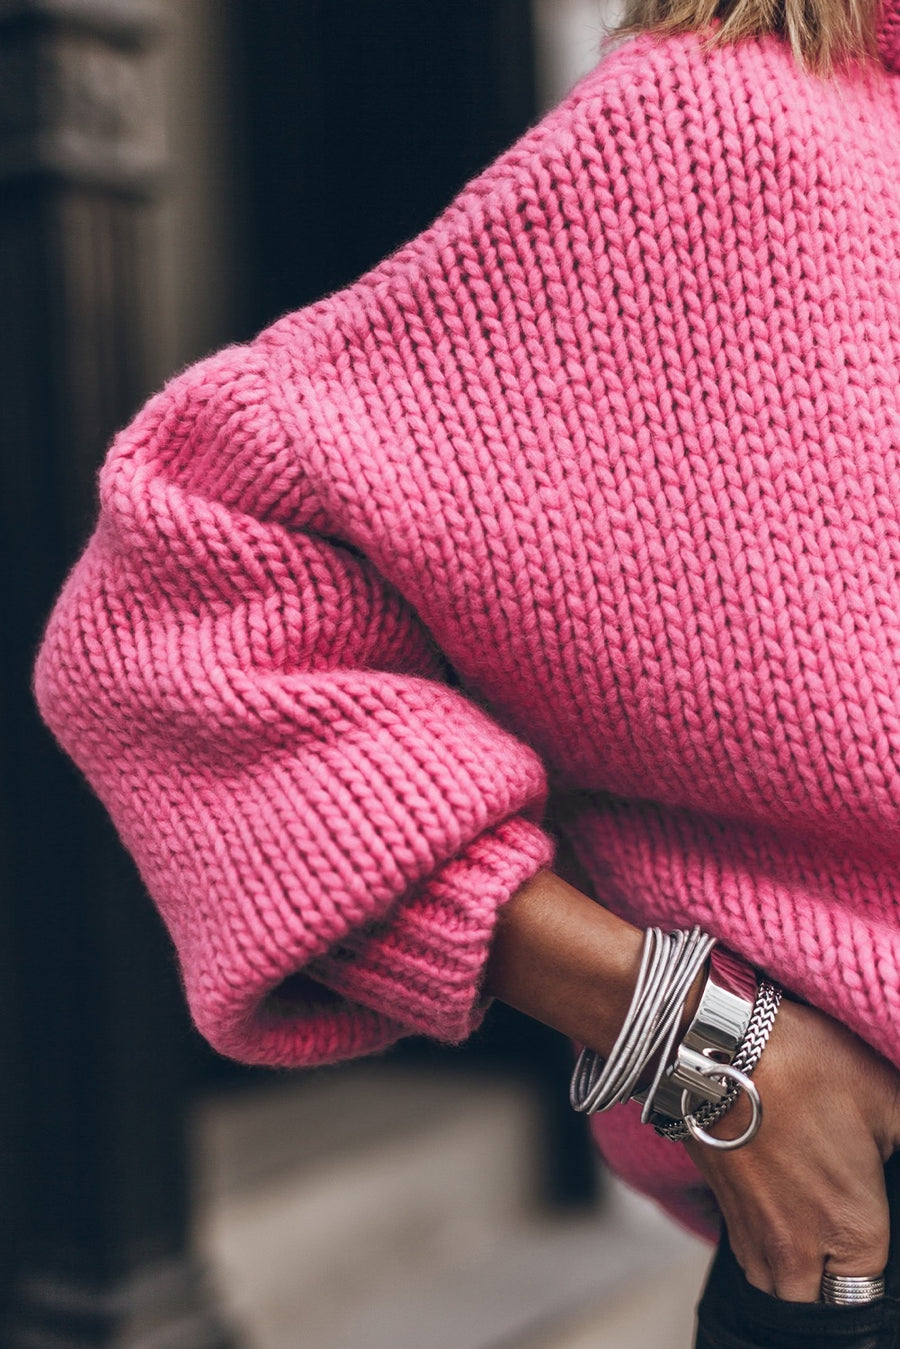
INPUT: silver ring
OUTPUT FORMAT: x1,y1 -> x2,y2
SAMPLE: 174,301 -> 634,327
820,1272 -> 885,1305
680,1063 -> 762,1151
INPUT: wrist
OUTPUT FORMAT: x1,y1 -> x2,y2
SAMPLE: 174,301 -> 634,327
484,867 -> 646,1055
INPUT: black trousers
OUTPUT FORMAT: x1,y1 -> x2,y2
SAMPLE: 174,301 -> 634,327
695,1153 -> 900,1349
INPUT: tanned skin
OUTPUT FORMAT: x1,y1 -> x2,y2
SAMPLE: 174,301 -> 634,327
485,868 -> 900,1301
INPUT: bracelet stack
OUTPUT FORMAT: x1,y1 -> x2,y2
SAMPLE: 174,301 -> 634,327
570,927 -> 782,1151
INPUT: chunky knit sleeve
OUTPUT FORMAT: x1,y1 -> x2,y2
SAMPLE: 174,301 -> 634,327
33,345 -> 554,1067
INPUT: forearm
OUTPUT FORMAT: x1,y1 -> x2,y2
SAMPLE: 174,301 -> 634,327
483,867 -> 702,1062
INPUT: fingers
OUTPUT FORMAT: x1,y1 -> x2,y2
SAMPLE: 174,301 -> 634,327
731,1208 -> 890,1304
734,1251 -> 885,1303
769,1255 -> 828,1304
733,1233 -> 823,1302
821,1236 -> 890,1297
820,1178 -> 891,1293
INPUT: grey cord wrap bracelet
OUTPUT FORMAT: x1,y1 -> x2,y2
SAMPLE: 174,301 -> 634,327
569,927 -> 782,1151
569,926 -> 716,1118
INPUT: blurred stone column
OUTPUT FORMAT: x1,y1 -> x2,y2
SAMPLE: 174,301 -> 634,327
0,2 -> 235,1344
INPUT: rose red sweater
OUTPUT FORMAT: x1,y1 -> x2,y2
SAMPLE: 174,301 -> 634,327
34,15 -> 900,1236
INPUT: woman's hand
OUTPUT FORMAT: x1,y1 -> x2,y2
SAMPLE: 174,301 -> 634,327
485,869 -> 900,1304
685,998 -> 900,1301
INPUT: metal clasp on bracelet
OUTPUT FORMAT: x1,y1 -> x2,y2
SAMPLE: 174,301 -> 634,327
673,1048 -> 762,1150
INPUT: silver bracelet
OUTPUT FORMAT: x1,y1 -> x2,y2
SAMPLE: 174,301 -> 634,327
651,975 -> 782,1144
570,929 -> 781,1152
569,927 -> 715,1117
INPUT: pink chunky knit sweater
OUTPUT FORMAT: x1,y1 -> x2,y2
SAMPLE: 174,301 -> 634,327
35,15 -> 900,1237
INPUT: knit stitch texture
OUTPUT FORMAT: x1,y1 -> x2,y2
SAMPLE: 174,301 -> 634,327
34,17 -> 900,1237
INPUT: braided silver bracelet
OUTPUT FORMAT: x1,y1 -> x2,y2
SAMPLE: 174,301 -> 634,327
570,927 -> 781,1151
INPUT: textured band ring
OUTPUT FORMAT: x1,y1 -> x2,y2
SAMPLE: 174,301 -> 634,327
820,1272 -> 886,1305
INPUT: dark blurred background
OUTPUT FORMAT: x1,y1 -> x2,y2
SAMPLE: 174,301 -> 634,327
0,4 -> 709,1347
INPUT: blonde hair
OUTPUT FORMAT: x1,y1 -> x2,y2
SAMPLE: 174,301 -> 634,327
612,0 -> 881,73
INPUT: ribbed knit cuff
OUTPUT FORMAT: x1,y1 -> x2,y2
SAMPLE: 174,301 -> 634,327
308,814 -> 556,1043
198,815 -> 554,1067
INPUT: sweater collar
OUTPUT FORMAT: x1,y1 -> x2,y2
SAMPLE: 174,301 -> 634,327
878,0 -> 900,69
